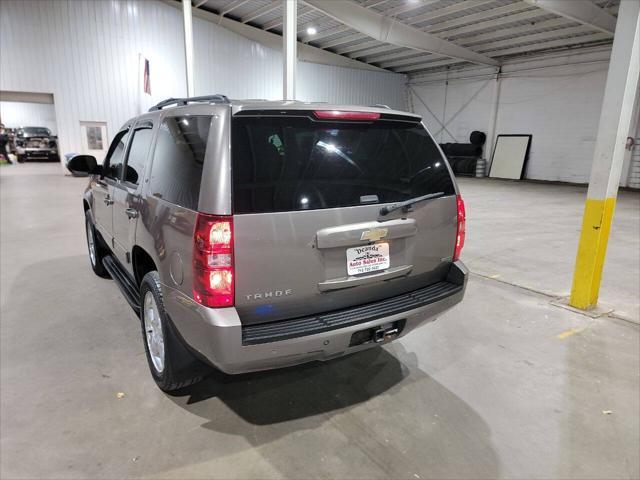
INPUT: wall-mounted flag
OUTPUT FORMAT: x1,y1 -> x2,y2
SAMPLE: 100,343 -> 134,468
143,58 -> 151,95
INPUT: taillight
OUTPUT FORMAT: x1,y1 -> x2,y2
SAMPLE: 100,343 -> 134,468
193,214 -> 234,308
453,195 -> 466,262
314,110 -> 380,121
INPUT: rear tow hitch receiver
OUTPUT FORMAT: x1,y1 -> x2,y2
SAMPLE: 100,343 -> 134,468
348,320 -> 406,347
374,326 -> 399,343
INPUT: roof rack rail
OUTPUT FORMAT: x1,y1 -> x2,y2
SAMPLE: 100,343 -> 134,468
149,94 -> 230,112
370,104 -> 391,109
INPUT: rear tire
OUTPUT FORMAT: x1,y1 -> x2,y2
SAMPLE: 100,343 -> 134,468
85,210 -> 109,278
140,271 -> 210,391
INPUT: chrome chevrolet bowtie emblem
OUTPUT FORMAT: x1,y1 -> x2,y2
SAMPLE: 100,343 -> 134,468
360,227 -> 388,242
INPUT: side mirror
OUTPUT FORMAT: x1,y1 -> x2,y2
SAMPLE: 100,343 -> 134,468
67,155 -> 101,176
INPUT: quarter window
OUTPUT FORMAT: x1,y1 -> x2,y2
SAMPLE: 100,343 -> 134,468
149,116 -> 212,210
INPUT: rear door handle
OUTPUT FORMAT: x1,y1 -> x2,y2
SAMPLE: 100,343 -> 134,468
125,208 -> 139,219
104,195 -> 114,206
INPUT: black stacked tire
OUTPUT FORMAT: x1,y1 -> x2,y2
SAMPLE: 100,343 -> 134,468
469,131 -> 487,146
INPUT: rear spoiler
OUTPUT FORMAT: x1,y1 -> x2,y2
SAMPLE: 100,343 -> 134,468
234,109 -> 422,123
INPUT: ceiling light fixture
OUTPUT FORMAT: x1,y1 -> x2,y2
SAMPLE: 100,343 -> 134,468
306,26 -> 317,35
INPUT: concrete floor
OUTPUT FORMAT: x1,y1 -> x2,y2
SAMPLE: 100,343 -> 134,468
1,164 -> 639,479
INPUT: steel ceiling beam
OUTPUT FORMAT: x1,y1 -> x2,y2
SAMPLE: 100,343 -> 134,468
523,0 -> 616,35
439,9 -> 550,39
425,2 -> 533,33
356,8 -> 554,62
481,31 -> 610,57
303,0 -> 499,66
371,18 -> 574,64
397,31 -> 611,73
219,0 -> 251,16
403,0 -> 497,29
320,32 -> 370,50
300,24 -> 349,43
334,39 -> 381,55
369,49 -> 430,65
240,1 -> 280,24
328,0 -> 495,55
459,17 -> 571,47
476,25 -> 594,51
381,0 -> 441,18
262,4 -> 311,30
346,2 -> 534,61
379,24 -> 592,69
298,0 -> 387,44
362,0 -> 388,7
398,57 -> 461,73
162,0 -> 384,71
369,18 -> 573,65
383,53 -> 439,70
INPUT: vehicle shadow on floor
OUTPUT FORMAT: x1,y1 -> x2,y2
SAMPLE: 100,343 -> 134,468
2,254 -> 500,478
169,346 -> 408,425
167,344 -> 501,478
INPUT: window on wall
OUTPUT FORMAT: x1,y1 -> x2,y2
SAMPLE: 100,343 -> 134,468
149,116 -> 212,210
86,126 -> 104,150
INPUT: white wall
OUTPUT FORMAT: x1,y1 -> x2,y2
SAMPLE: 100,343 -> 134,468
408,49 -> 637,186
0,101 -> 58,134
192,9 -> 406,106
409,79 -> 494,145
0,0 -> 186,158
0,0 -> 406,158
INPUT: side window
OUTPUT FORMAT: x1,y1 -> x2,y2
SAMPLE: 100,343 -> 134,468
124,125 -> 154,185
104,129 -> 130,180
149,115 -> 212,210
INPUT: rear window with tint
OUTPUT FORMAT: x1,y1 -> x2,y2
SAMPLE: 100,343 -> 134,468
231,113 -> 454,214
149,115 -> 212,210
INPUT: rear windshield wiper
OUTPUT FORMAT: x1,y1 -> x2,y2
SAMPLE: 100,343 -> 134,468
379,192 -> 445,216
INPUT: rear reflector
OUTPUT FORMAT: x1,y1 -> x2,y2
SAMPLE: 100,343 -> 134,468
453,195 -> 465,262
314,110 -> 380,121
193,214 -> 234,308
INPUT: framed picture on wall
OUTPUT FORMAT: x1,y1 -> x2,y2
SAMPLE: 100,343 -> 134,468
86,125 -> 103,150
80,121 -> 108,158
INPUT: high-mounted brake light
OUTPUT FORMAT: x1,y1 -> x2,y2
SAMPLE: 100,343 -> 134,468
453,195 -> 466,262
314,110 -> 380,121
193,214 -> 234,308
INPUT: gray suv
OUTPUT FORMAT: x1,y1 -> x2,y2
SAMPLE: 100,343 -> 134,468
68,95 -> 468,391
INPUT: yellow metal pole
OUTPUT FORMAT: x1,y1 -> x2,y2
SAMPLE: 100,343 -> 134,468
570,0 -> 640,309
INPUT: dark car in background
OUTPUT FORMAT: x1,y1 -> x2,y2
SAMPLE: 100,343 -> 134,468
14,126 -> 59,162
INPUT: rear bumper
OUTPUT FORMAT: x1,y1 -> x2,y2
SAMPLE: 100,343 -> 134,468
164,261 -> 468,374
